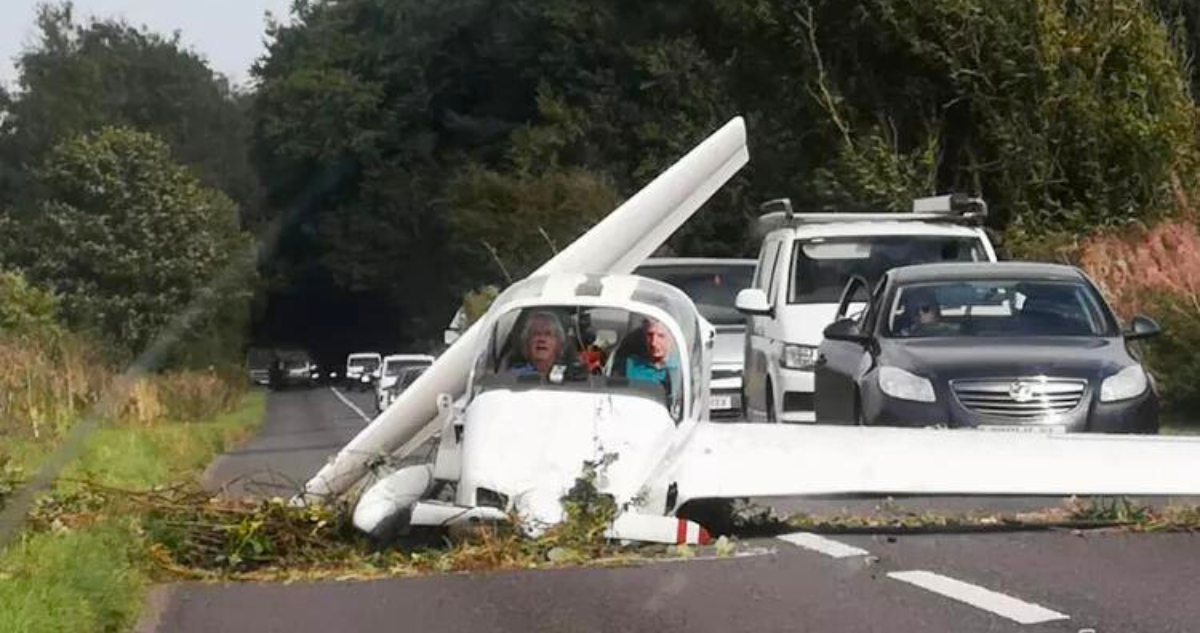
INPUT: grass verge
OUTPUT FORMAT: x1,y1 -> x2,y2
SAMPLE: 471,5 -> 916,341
0,392 -> 265,633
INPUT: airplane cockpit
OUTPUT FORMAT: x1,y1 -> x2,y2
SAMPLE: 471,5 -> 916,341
467,274 -> 711,423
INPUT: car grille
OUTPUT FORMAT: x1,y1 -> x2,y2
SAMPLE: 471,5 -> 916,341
711,369 -> 741,382
951,378 -> 1087,419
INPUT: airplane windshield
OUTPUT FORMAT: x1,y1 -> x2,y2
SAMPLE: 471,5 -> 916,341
475,305 -> 686,419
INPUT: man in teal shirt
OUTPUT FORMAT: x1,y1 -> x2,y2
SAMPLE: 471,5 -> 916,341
625,317 -> 678,386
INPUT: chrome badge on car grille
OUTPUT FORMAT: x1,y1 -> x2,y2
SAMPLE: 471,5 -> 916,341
952,377 -> 1087,420
1008,381 -> 1035,403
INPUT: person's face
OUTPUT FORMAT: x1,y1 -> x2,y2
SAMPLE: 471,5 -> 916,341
917,302 -> 938,324
526,317 -> 562,367
644,320 -> 672,364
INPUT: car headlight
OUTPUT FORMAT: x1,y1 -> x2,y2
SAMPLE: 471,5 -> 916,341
878,366 -> 937,403
1101,365 -> 1148,402
361,374 -> 372,383
781,344 -> 818,370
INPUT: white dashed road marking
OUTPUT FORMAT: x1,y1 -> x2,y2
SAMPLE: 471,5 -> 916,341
777,532 -> 871,558
888,570 -> 1070,625
330,387 -> 372,423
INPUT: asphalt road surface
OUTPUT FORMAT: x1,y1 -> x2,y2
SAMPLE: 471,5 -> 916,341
141,387 -> 1200,633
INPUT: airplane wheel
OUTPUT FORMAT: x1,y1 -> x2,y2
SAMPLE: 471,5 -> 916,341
678,499 -> 735,537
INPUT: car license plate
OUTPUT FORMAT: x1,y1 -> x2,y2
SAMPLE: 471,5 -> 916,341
710,395 -> 734,410
979,425 -> 1066,434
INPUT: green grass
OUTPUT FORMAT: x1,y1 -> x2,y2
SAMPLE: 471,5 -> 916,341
0,521 -> 146,633
61,391 -> 266,490
0,391 -> 265,633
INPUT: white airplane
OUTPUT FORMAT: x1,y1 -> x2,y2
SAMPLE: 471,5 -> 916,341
306,117 -> 1200,545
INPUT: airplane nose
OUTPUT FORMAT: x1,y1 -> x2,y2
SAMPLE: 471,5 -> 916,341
514,488 -> 565,536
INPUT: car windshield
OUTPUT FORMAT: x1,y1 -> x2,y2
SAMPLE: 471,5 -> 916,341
348,358 -> 379,371
790,236 -> 986,304
886,280 -> 1114,338
635,263 -> 755,325
385,360 -> 430,376
474,305 -> 685,419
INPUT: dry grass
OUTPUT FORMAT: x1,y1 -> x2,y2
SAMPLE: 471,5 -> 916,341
0,333 -> 106,440
1078,218 -> 1200,319
0,329 -> 247,442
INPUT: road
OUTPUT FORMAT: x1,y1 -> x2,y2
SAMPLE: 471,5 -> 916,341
141,387 -> 1200,633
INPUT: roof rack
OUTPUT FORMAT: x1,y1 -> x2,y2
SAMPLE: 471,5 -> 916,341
755,193 -> 988,235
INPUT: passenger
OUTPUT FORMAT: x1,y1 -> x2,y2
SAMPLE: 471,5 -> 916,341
511,311 -> 566,378
625,317 -> 678,385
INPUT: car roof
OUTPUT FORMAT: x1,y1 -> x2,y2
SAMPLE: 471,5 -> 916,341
889,262 -> 1086,284
636,257 -> 757,268
384,354 -> 434,362
768,221 -> 985,241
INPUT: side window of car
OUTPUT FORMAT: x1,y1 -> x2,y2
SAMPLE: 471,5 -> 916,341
766,240 -> 787,305
862,276 -> 889,331
754,239 -> 778,291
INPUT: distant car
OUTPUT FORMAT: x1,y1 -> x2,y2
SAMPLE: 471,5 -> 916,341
375,354 -> 435,413
635,258 -> 756,419
273,350 -> 318,390
380,365 -> 429,412
346,352 -> 382,391
815,262 -> 1161,433
247,347 -> 273,386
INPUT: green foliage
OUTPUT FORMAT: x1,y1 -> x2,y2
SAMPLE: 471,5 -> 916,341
17,126 -> 256,363
447,167 -> 621,280
0,3 -> 261,223
1140,292 -> 1200,413
0,521 -> 147,633
462,285 -> 500,326
0,270 -> 61,336
249,0 -> 1200,346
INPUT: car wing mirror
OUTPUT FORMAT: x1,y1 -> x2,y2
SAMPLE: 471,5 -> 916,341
735,288 -> 772,317
823,318 -> 871,345
1125,315 -> 1161,341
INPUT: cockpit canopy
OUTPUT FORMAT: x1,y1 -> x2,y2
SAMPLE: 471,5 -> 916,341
469,274 -> 708,421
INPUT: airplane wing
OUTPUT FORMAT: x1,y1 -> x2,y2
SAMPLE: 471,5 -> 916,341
672,423 -> 1200,505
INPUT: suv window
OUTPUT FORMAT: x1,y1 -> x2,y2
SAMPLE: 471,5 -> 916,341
788,236 -> 986,305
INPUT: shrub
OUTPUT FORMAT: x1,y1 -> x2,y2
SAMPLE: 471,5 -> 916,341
1079,218 -> 1200,412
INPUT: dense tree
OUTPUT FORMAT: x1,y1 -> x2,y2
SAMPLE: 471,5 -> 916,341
0,3 -> 262,225
250,0 -> 1199,344
16,127 -> 255,364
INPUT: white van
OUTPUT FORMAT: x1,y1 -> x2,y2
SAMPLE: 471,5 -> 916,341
345,352 -> 382,391
374,354 -> 435,412
735,194 -> 997,423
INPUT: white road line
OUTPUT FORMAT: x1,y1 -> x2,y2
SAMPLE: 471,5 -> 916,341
777,532 -> 871,558
330,387 -> 372,423
888,570 -> 1069,625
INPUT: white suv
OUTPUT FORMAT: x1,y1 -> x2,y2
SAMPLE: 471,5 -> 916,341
735,194 -> 997,423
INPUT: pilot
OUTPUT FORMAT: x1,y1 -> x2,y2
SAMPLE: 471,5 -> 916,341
625,317 -> 678,385
511,311 -> 566,378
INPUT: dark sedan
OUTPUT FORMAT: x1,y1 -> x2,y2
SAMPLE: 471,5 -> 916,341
814,262 -> 1161,433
